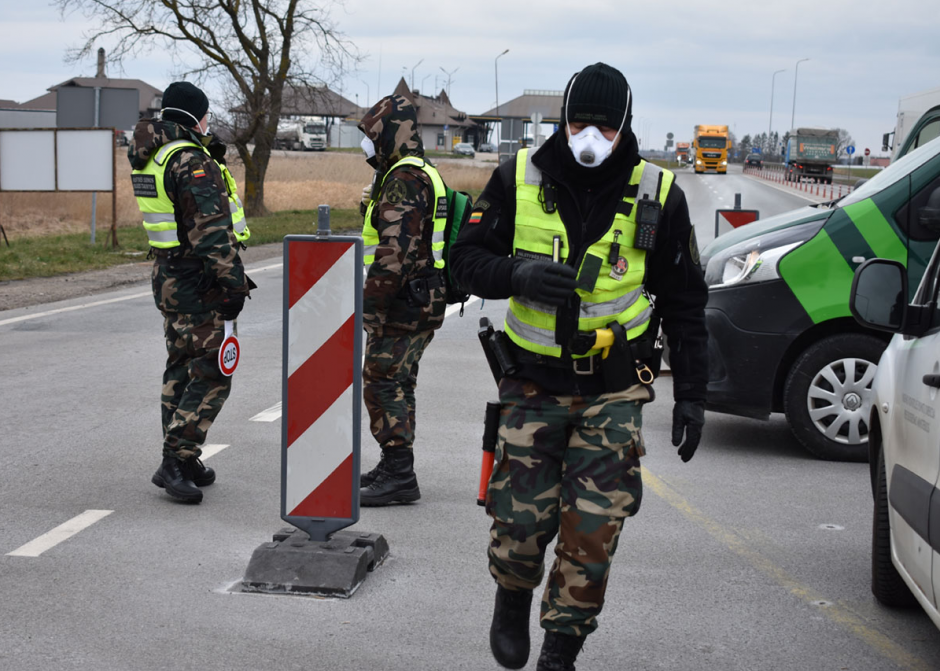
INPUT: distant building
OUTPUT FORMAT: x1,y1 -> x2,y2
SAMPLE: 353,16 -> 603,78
276,85 -> 359,148
390,78 -> 480,151
475,90 -> 564,153
15,48 -> 162,127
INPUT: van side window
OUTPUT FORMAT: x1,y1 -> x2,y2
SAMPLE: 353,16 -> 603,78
897,174 -> 940,242
913,119 -> 940,151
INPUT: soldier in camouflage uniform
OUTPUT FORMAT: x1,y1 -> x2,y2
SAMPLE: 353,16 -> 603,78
357,95 -> 447,506
128,82 -> 252,505
451,64 -> 708,670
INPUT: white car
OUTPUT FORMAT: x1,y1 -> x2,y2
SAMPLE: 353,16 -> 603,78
849,194 -> 940,630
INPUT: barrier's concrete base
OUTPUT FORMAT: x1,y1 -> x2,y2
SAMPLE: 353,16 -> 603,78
240,528 -> 389,598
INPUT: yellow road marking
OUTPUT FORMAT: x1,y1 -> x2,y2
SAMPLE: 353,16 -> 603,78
644,469 -> 932,671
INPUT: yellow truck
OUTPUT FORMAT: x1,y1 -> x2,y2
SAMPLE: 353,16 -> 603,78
692,125 -> 730,174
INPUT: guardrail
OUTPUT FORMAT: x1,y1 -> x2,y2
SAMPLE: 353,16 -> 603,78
743,164 -> 855,200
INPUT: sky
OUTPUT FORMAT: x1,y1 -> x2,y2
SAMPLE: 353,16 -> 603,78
1,0 -> 938,157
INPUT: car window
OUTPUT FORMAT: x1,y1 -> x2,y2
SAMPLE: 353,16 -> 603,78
912,118 -> 940,151
839,135 -> 940,208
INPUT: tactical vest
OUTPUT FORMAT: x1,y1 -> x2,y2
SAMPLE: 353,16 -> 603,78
132,139 -> 249,249
505,148 -> 674,358
362,157 -> 447,267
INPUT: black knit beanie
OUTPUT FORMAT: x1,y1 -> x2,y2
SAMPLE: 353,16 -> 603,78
161,81 -> 209,127
560,63 -> 632,131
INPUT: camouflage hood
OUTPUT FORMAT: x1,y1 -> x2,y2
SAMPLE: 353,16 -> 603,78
127,118 -> 207,170
358,95 -> 424,174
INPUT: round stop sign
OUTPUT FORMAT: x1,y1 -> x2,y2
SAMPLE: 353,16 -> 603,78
864,148 -> 871,156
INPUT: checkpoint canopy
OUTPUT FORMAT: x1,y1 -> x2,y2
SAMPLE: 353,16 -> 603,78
282,233 -> 363,542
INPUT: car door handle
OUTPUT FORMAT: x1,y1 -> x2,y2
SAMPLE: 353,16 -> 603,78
923,374 -> 940,388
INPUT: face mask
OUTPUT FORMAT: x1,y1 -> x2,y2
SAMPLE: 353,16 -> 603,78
361,137 -> 376,160
568,126 -> 616,168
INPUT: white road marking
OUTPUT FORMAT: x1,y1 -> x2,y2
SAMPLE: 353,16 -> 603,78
200,444 -> 230,460
0,260 -> 285,328
7,510 -> 113,557
250,402 -> 282,422
0,292 -> 152,327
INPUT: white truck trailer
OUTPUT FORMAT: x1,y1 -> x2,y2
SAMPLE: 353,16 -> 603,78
886,87 -> 940,160
275,117 -> 328,151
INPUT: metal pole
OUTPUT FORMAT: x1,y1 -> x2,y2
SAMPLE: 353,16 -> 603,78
359,79 -> 370,108
91,87 -> 101,244
791,58 -> 810,130
495,49 -> 509,145
769,69 -> 785,155
410,58 -> 424,92
316,204 -> 331,236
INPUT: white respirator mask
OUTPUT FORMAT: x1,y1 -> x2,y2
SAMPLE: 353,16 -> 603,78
564,72 -> 631,168
361,137 -> 376,159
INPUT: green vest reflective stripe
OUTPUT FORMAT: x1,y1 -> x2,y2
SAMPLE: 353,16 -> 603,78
505,148 -> 674,358
362,157 -> 447,267
133,139 -> 249,248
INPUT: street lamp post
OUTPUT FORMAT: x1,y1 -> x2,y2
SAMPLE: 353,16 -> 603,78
439,66 -> 459,99
410,58 -> 424,92
769,68 -> 786,154
359,79 -> 370,108
495,49 -> 509,146
421,73 -> 431,94
790,58 -> 810,130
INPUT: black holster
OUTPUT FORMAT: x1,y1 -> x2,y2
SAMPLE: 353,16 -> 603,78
478,317 -> 519,385
405,273 -> 444,307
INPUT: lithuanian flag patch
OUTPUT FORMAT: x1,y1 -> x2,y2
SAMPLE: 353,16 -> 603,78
192,168 -> 206,179
468,211 -> 483,225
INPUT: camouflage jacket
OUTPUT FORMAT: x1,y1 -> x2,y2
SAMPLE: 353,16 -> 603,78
128,119 -> 248,315
358,95 -> 445,336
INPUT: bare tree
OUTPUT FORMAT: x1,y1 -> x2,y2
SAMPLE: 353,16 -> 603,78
57,0 -> 357,216
835,128 -> 855,161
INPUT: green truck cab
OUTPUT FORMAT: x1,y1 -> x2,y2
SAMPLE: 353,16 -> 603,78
701,134 -> 940,461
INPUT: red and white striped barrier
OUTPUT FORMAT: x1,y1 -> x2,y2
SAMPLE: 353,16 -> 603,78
282,235 -> 363,541
744,164 -> 852,199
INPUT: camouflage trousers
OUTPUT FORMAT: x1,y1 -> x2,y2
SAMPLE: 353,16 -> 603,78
363,330 -> 435,452
486,377 -> 649,638
161,310 -> 233,460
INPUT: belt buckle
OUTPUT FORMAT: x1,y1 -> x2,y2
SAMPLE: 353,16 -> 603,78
573,355 -> 594,375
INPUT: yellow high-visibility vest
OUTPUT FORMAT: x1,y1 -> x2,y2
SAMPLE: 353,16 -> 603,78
132,139 -> 249,249
362,157 -> 447,267
505,148 -> 674,358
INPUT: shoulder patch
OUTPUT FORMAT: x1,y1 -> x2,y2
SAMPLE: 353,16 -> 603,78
468,210 -> 484,225
384,179 -> 407,204
475,199 -> 491,211
689,229 -> 701,266
192,168 -> 207,179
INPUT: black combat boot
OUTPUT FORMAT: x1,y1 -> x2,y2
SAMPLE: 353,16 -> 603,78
151,457 -> 203,503
535,631 -> 586,671
182,457 -> 216,487
489,585 -> 534,669
359,448 -> 420,506
359,451 -> 388,488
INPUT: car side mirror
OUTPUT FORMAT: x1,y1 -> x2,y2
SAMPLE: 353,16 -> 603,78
849,259 -> 908,332
918,187 -> 940,233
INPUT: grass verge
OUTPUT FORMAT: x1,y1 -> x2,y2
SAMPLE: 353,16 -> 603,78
0,209 -> 362,282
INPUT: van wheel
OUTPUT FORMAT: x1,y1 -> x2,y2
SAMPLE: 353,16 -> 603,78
872,448 -> 918,607
783,333 -> 886,461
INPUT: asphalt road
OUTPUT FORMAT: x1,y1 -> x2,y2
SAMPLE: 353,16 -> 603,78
1,164 -> 939,671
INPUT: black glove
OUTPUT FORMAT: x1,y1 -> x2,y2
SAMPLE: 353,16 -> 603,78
511,260 -> 577,306
217,292 -> 246,321
672,400 -> 705,462
206,136 -> 228,164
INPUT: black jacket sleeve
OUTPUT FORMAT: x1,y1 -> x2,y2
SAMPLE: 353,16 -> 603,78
450,161 -> 519,299
645,184 -> 709,401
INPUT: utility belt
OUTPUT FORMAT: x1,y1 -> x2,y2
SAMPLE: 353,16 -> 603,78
403,271 -> 445,307
152,252 -> 205,269
479,316 -> 662,388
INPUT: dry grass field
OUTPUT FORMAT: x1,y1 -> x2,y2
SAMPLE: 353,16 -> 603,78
0,148 -> 493,241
